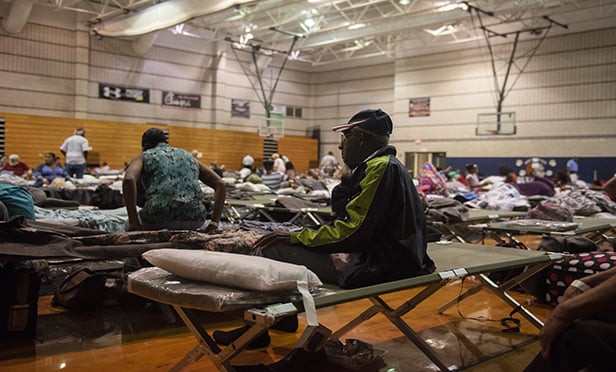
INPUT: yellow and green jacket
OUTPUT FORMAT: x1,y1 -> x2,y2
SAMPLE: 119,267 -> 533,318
291,146 -> 435,288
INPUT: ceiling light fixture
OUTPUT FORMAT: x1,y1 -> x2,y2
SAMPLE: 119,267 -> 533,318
303,18 -> 316,28
399,0 -> 411,5
239,32 -> 253,46
288,50 -> 300,60
170,23 -> 199,38
348,23 -> 366,30
171,24 -> 185,35
437,2 -> 469,12
424,24 -> 459,36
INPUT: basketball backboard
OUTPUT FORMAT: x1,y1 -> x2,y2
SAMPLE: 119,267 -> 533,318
476,112 -> 516,135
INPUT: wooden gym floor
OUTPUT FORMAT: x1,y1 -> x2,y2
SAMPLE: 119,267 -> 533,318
0,237 -> 552,372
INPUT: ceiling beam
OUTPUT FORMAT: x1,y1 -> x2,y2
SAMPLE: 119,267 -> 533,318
297,0 -> 553,50
92,0 -> 257,37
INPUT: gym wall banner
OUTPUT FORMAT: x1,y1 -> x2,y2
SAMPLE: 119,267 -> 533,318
231,99 -> 250,118
98,83 -> 150,103
409,97 -> 431,117
161,91 -> 201,109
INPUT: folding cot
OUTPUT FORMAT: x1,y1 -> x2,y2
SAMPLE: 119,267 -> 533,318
127,242 -> 561,371
433,209 -> 526,243
224,194 -> 335,226
472,216 -> 616,246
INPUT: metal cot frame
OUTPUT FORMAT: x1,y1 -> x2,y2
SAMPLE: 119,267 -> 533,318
473,216 -> 616,245
127,242 -> 561,371
431,209 -> 526,243
224,194 -> 335,226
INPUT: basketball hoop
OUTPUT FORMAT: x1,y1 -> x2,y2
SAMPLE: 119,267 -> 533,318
259,117 -> 284,140
476,112 -> 516,136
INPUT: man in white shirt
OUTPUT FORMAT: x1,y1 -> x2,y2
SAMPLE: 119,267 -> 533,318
320,151 -> 338,176
60,128 -> 91,179
271,153 -> 286,174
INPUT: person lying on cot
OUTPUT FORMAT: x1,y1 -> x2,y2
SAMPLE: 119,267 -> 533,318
122,128 -> 226,232
213,109 -> 435,349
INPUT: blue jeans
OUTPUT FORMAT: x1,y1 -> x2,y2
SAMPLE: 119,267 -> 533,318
66,163 -> 86,179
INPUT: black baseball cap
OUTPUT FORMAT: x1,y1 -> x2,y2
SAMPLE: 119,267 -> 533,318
332,109 -> 393,135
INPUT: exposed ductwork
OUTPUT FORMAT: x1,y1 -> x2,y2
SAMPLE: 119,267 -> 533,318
2,0 -> 34,34
132,31 -> 159,56
92,0 -> 256,37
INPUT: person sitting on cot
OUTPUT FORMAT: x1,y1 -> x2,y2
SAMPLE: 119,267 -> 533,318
122,128 -> 226,232
212,109 -> 435,349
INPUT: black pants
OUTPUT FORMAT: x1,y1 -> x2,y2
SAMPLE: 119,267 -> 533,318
260,242 -> 339,285
525,316 -> 616,372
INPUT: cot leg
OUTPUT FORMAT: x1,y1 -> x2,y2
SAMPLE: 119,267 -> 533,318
171,305 -> 272,371
169,344 -> 208,372
374,282 -> 455,371
330,281 -> 454,371
437,283 -> 483,314
477,273 -> 544,329
329,305 -> 382,340
385,309 -> 455,371
304,211 -> 324,225
171,306 -> 244,372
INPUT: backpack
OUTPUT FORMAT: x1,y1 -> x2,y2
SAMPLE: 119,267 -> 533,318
488,240 -> 529,286
525,201 -> 573,222
91,184 -> 124,210
52,268 -> 107,310
538,236 -> 597,253
425,198 -> 469,224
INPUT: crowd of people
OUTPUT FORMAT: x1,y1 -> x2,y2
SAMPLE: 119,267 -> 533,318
417,157 -> 613,201
1,109 -> 615,370
1,127 -> 92,185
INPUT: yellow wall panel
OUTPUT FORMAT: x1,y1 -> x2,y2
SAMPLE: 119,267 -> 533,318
1,113 -> 317,174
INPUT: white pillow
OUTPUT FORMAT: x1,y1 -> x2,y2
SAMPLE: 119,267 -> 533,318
142,249 -> 322,292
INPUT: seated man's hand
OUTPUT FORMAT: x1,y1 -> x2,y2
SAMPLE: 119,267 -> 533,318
340,166 -> 353,186
203,221 -> 220,234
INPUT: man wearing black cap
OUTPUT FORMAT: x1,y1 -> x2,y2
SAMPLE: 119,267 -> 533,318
122,128 -> 226,232
255,108 -> 434,286
212,109 -> 435,348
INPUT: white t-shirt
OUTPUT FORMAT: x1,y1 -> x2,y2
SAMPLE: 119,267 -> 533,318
320,154 -> 338,168
273,157 -> 286,173
60,135 -> 91,165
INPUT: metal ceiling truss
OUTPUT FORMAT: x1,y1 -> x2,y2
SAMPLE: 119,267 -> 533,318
20,0 -> 614,66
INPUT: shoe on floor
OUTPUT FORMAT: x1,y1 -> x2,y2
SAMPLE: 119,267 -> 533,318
271,315 -> 299,333
267,348 -> 327,372
212,324 -> 271,349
